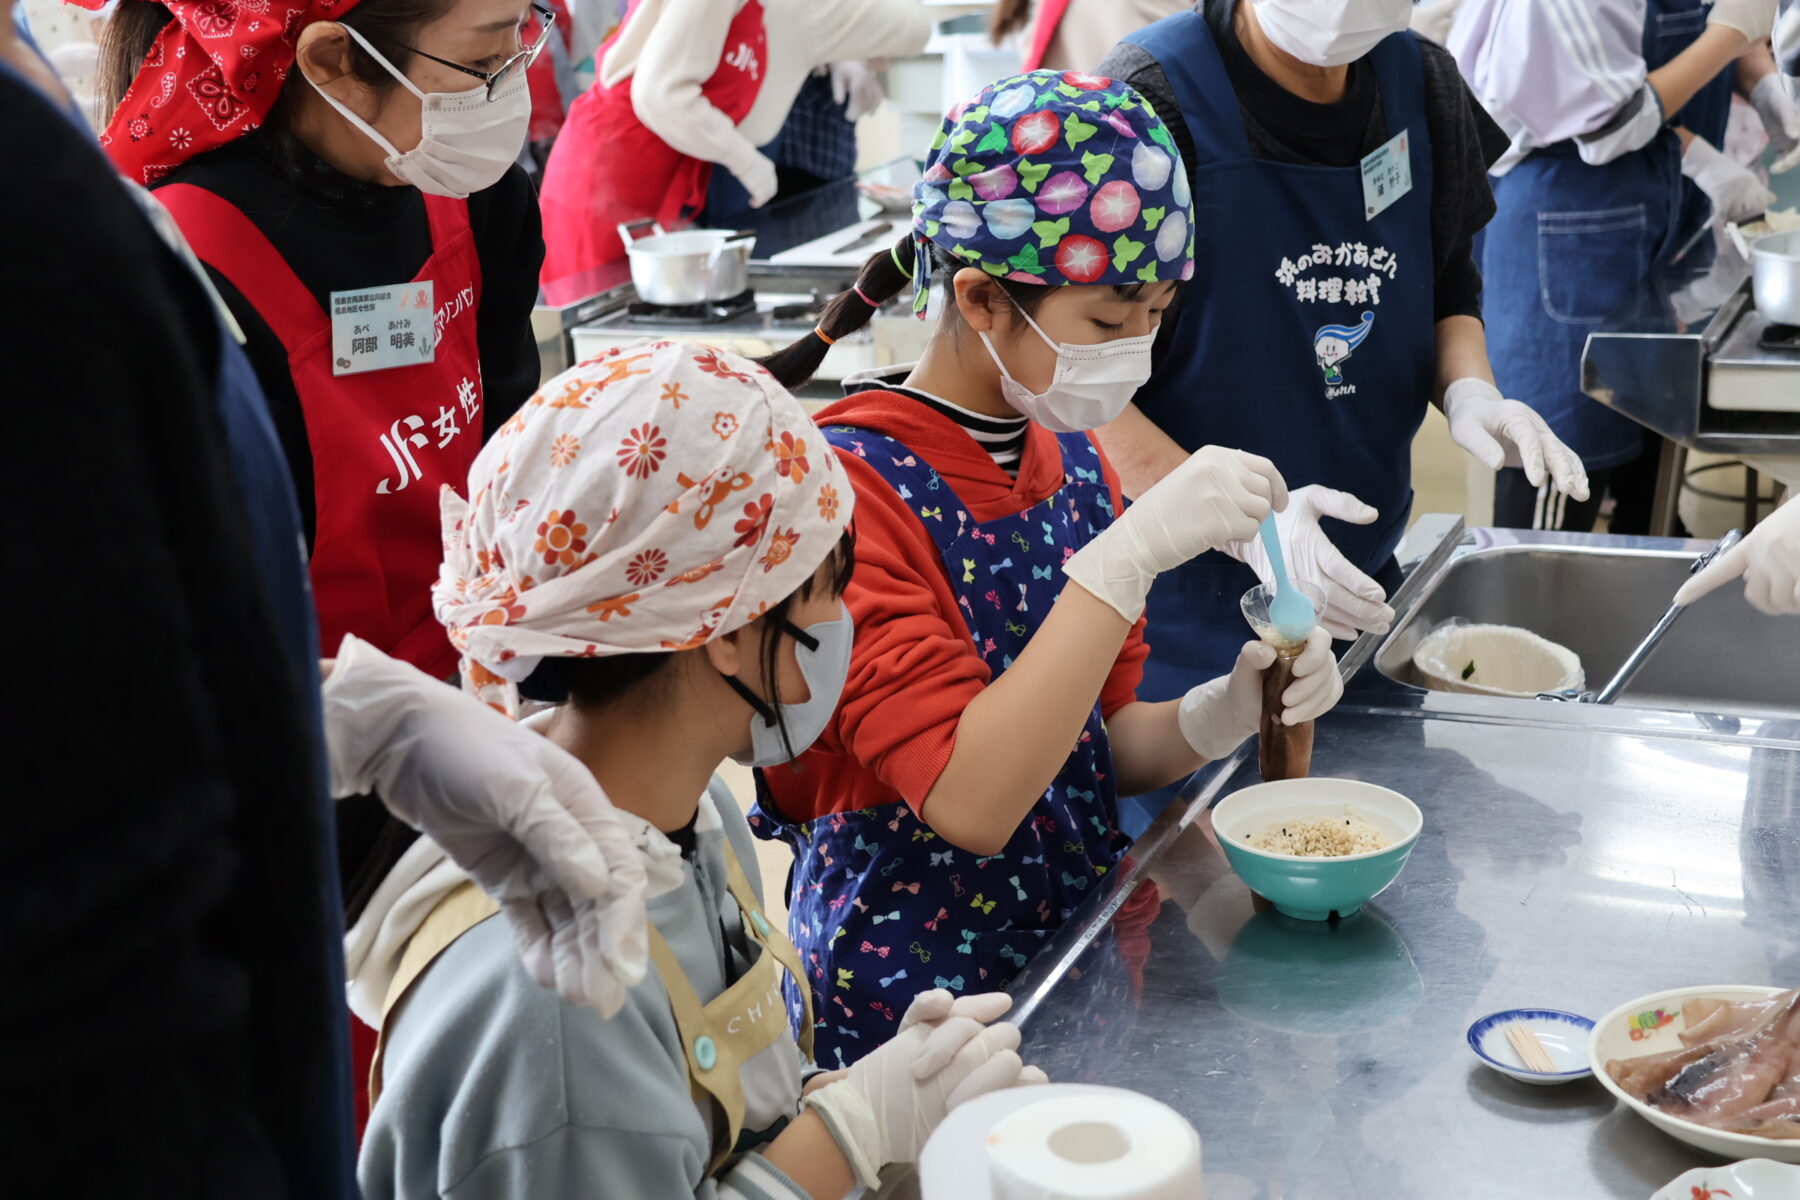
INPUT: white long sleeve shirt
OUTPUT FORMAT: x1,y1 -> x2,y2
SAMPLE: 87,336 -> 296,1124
1448,0 -> 1670,175
602,0 -> 931,189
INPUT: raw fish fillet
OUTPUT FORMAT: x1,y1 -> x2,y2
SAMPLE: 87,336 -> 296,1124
1680,997 -> 1782,1047
1608,989 -> 1800,1139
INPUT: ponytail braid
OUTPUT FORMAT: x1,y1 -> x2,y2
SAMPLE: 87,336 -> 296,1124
755,233 -> 917,390
988,0 -> 1033,44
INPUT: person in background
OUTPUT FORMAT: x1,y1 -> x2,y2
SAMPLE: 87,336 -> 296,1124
1677,495 -> 1800,615
749,72 -> 1345,1069
705,63 -> 880,218
4,7 -> 648,1192
537,0 -> 929,288
1783,0 -> 1800,93
1090,0 -> 1586,834
987,0 -> 1187,72
95,0 -> 547,679
519,0 -> 578,179
1451,0 -> 1780,535
357,339 -> 1043,1199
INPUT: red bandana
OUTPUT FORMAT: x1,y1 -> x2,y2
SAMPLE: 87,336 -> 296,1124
75,0 -> 364,184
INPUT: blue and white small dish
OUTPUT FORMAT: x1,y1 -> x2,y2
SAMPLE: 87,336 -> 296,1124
1466,1009 -> 1594,1085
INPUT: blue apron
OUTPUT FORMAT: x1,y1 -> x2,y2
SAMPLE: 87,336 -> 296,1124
1122,15 -> 1436,703
751,427 -> 1129,1068
1482,0 -> 1732,472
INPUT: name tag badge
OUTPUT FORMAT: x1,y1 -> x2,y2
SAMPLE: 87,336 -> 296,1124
1361,129 -> 1413,222
331,282 -> 436,376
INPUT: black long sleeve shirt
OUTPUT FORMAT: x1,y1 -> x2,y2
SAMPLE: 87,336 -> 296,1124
157,135 -> 545,547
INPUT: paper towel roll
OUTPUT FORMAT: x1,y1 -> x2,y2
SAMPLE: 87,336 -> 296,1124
916,1085 -> 1199,1200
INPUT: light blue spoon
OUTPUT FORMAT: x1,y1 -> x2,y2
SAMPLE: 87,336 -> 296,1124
1260,514 -> 1318,643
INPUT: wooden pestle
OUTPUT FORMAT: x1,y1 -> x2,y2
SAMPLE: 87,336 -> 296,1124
1259,641 -> 1314,781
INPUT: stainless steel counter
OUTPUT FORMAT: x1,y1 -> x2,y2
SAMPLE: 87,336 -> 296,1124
981,531 -> 1800,1200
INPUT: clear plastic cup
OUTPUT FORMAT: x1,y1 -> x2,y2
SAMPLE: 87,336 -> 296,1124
1240,580 -> 1325,651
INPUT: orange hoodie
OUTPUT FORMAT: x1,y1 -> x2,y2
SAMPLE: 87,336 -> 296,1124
761,388 -> 1149,823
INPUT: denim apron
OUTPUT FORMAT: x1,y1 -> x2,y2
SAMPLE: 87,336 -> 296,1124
752,425 -> 1130,1067
1481,0 -> 1732,471
1119,15 -> 1436,830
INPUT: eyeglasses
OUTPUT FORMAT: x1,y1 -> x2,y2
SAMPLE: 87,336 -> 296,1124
401,4 -> 556,101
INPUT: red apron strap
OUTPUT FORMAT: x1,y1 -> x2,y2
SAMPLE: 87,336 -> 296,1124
421,193 -> 474,249
422,193 -> 482,310
154,183 -> 327,355
1022,0 -> 1071,72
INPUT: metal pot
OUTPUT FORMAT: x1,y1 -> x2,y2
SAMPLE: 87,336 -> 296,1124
618,220 -> 756,306
1750,229 -> 1800,326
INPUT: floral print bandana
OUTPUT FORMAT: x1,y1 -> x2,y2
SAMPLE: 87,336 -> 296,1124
69,0 -> 365,185
910,69 -> 1196,311
435,339 -> 854,715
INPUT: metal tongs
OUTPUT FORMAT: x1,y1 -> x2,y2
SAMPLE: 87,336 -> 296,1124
1539,529 -> 1744,705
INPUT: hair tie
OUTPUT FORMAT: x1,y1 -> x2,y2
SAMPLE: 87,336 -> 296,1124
890,243 -> 915,279
813,326 -> 838,346
853,283 -> 880,308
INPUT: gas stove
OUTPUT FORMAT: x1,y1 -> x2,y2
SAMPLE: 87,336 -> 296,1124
563,265 -> 885,391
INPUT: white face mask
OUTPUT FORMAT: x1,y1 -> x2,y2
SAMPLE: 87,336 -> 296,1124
978,301 -> 1156,434
726,606 -> 854,768
1254,0 -> 1413,68
308,23 -> 531,199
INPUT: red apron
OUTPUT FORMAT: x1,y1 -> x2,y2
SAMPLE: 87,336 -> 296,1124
538,0 -> 767,284
157,184 -> 483,679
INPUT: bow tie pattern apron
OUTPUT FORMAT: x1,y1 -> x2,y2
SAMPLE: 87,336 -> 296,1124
752,427 -> 1130,1068
538,0 -> 766,284
157,184 -> 484,678
1482,0 -> 1734,478
1119,15 -> 1435,829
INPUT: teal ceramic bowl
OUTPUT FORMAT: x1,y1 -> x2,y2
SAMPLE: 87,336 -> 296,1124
1211,779 -> 1422,922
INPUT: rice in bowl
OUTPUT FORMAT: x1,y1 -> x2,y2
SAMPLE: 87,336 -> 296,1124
1247,808 -> 1388,857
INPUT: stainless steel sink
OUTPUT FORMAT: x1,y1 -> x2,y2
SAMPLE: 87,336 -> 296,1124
1375,535 -> 1800,717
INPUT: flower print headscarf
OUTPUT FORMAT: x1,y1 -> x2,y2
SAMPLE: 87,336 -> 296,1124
909,69 -> 1196,310
435,338 -> 855,716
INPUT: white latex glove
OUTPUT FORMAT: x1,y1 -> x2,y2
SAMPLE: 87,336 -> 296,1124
1443,377 -> 1591,500
1682,134 -> 1778,223
1708,0 -> 1778,41
321,635 -> 649,1014
1224,485 -> 1395,640
733,150 -> 778,209
829,60 -> 886,121
1065,446 -> 1288,623
1752,72 -> 1800,158
1674,499 -> 1800,615
806,989 -> 1045,1187
1176,629 -> 1342,762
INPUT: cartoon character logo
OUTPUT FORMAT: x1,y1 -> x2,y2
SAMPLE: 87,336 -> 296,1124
1313,311 -> 1375,385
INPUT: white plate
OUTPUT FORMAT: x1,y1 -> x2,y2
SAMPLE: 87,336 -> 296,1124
1466,1008 -> 1593,1085
1651,1158 -> 1800,1199
1590,985 -> 1799,1163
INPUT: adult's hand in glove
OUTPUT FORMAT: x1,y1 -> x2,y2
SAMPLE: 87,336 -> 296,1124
1674,499 -> 1800,615
321,635 -> 648,1014
733,150 -> 779,209
1065,446 -> 1288,624
1682,135 -> 1777,224
829,60 -> 886,121
1177,629 -> 1342,762
1444,378 -> 1591,500
1224,485 -> 1395,640
1708,0 -> 1778,43
1752,72 -> 1800,159
806,989 -> 1046,1188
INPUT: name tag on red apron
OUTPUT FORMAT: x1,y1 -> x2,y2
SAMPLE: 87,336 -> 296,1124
1360,128 -> 1413,221
331,282 -> 437,376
